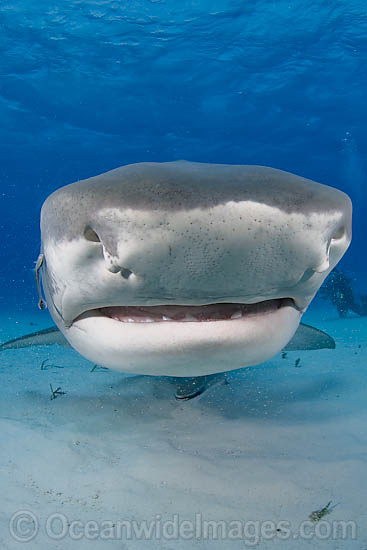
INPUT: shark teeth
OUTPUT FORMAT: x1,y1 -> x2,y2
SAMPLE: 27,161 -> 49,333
230,310 -> 242,319
183,314 -> 197,322
100,299 -> 289,324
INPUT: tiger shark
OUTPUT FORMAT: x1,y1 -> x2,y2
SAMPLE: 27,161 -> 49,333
1,161 -> 352,397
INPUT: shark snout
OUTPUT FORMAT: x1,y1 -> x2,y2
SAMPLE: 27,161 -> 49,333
40,161 -> 352,326
64,205 -> 349,318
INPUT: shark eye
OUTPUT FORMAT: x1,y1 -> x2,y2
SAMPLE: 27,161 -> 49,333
84,226 -> 101,243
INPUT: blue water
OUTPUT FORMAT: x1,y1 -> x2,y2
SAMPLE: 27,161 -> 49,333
0,1 -> 366,306
1,4 -> 367,547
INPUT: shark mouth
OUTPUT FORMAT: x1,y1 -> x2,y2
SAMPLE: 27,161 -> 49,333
98,298 -> 295,323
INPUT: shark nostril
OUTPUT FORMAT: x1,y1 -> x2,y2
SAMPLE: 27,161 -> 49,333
331,226 -> 345,241
298,268 -> 315,284
84,226 -> 101,243
121,267 -> 133,279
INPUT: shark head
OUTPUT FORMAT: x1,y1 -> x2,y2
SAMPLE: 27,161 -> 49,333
39,161 -> 352,376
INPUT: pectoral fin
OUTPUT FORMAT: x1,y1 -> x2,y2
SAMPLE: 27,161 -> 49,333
0,326 -> 70,351
284,322 -> 335,351
0,322 -> 335,359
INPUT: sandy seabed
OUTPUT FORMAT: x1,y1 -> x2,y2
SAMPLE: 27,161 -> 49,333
0,302 -> 366,549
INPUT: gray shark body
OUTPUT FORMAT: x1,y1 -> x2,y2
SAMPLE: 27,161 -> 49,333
2,161 -> 352,385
